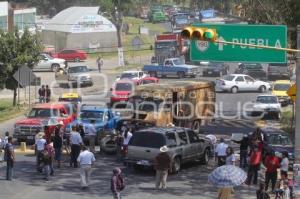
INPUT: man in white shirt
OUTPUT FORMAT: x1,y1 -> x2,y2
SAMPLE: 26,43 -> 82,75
77,145 -> 95,189
35,132 -> 46,172
69,126 -> 83,168
85,121 -> 97,153
215,138 -> 228,166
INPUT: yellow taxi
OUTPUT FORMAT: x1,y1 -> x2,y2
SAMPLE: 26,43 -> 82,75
58,92 -> 82,104
272,80 -> 292,106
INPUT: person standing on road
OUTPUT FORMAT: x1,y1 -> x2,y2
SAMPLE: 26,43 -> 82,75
35,133 -> 46,172
96,56 -> 103,73
77,145 -> 96,189
0,131 -> 9,161
264,151 -> 280,192
78,123 -> 85,141
115,132 -> 124,162
233,134 -> 249,168
280,151 -> 289,180
4,136 -> 15,181
45,85 -> 51,103
154,146 -> 172,189
43,140 -> 55,181
53,129 -> 63,168
218,187 -> 232,199
256,182 -> 270,199
225,147 -> 236,165
122,128 -> 133,158
215,138 -> 228,166
111,167 -> 125,199
69,126 -> 83,168
85,120 -> 97,153
246,145 -> 262,186
38,85 -> 45,103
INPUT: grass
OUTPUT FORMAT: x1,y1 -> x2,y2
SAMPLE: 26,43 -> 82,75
0,99 -> 28,122
88,16 -> 168,60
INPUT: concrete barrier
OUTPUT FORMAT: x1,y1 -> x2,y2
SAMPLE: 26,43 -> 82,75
20,142 -> 27,152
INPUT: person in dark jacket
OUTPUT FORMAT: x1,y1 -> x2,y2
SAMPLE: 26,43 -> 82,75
38,85 -> 45,103
111,167 -> 124,199
45,85 -> 51,103
53,129 -> 63,168
155,146 -> 172,189
233,134 -> 249,168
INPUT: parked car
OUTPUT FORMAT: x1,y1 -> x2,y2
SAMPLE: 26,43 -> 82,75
125,126 -> 213,173
216,74 -> 271,93
13,102 -> 77,143
140,76 -> 159,84
58,92 -> 82,104
249,95 -> 281,119
55,65 -> 93,87
235,63 -> 267,80
272,80 -> 292,106
261,127 -> 294,167
51,49 -> 87,62
110,80 -> 137,106
143,58 -> 199,78
115,70 -> 148,84
150,11 -> 167,23
202,62 -> 229,77
267,63 -> 291,81
33,53 -> 66,72
65,105 -> 120,146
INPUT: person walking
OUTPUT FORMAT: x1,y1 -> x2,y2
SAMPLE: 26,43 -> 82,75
264,151 -> 280,192
53,130 -> 63,168
280,151 -> 289,180
38,85 -> 45,103
45,85 -> 51,103
111,167 -> 125,199
218,187 -> 232,199
77,146 -> 96,189
35,132 -> 46,172
256,182 -> 270,199
4,136 -> 15,181
154,146 -> 172,189
85,121 -> 97,153
246,145 -> 262,185
69,126 -> 83,168
43,141 -> 55,181
225,147 -> 236,165
96,56 -> 103,73
233,134 -> 249,168
115,132 -> 124,161
122,128 -> 133,158
215,138 -> 228,166
78,123 -> 85,141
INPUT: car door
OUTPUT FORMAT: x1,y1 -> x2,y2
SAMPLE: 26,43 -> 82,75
36,54 -> 49,70
234,76 -> 247,91
244,75 -> 256,91
177,131 -> 193,162
187,130 -> 202,159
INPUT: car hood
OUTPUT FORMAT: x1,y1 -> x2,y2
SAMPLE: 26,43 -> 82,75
69,119 -> 106,128
52,58 -> 65,63
69,72 -> 90,77
269,145 -> 294,153
15,118 -> 48,126
253,103 -> 281,109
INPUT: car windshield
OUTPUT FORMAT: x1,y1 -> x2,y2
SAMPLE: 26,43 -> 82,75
28,108 -> 59,118
80,111 -> 104,121
267,134 -> 293,146
173,59 -> 184,65
274,84 -> 290,91
129,132 -> 166,148
120,73 -> 138,79
43,54 -> 54,60
223,75 -> 235,81
115,82 -> 133,91
68,66 -> 89,73
137,100 -> 163,112
256,96 -> 278,104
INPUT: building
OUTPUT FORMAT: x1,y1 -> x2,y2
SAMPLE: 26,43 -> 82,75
0,1 -> 36,32
42,6 -> 117,52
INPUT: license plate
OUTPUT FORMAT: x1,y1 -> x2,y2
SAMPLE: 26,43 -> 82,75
137,160 -> 150,166
27,136 -> 34,140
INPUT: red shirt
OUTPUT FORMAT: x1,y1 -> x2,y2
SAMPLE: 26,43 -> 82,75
264,155 -> 280,173
250,150 -> 262,165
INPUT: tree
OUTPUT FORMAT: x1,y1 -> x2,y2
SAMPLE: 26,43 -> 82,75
0,28 -> 42,106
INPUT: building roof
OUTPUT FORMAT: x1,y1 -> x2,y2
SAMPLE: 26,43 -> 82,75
43,6 -> 116,33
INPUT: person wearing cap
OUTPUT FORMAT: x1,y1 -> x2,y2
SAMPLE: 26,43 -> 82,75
154,146 -> 172,189
232,134 -> 249,168
77,145 -> 95,189
215,138 -> 228,167
35,132 -> 46,172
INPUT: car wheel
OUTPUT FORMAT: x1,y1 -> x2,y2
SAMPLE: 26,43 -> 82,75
149,71 -> 157,77
172,156 -> 181,173
200,148 -> 210,165
192,120 -> 201,133
231,86 -> 238,94
177,72 -> 185,79
51,64 -> 60,72
259,85 -> 266,93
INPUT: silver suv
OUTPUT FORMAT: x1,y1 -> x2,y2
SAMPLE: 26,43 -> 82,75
125,127 -> 212,173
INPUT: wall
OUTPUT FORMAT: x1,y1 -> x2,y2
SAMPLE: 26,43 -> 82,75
42,30 -> 67,51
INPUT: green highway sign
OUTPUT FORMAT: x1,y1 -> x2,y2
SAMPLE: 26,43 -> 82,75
190,24 -> 287,63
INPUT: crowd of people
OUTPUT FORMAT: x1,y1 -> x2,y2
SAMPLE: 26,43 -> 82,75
38,85 -> 51,103
214,128 -> 293,199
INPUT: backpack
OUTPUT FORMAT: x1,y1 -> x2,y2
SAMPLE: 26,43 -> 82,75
117,175 -> 125,191
4,143 -> 12,161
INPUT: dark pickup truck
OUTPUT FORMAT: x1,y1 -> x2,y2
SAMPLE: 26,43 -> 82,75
267,63 -> 291,81
235,63 -> 267,81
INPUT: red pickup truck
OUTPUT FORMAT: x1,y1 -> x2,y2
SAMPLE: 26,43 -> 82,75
13,102 -> 77,143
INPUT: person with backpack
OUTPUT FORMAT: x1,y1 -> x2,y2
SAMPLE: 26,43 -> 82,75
4,136 -> 15,181
111,167 -> 125,199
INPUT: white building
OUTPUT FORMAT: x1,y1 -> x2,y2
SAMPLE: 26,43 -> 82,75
42,6 -> 118,52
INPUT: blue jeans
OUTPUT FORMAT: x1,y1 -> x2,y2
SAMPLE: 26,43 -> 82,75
240,150 -> 248,168
6,160 -> 13,180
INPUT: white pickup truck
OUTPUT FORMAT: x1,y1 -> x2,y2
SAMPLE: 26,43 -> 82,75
33,53 -> 66,72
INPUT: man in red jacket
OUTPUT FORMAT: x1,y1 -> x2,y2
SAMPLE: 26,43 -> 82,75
264,151 -> 280,192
